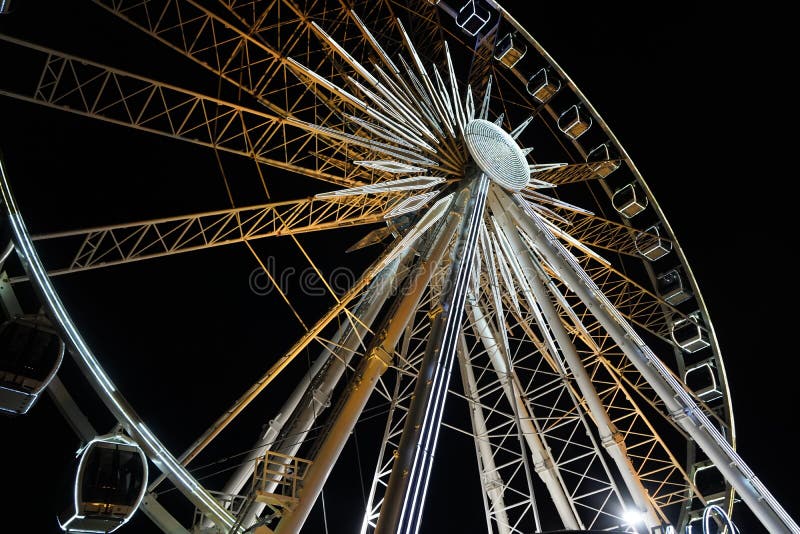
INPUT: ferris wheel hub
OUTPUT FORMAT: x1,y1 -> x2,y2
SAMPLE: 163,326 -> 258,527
463,119 -> 529,191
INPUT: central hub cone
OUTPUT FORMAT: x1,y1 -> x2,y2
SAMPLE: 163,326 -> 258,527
463,119 -> 530,191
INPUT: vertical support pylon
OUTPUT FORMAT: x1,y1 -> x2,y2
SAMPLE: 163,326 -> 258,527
375,172 -> 489,534
455,333 -> 513,534
490,187 -> 662,529
224,254 -> 408,529
273,185 -> 473,534
466,299 -> 582,530
504,189 -> 799,534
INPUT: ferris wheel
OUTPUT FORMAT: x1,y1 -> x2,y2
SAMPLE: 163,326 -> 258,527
0,1 -> 796,533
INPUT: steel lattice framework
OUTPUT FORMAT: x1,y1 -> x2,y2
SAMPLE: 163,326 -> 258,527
0,1 -> 797,534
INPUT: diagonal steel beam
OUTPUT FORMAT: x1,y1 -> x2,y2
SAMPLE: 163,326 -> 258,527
10,194 -> 396,281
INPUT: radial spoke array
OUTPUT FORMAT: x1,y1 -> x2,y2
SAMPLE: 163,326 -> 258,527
0,36 -> 374,187
3,2 -> 794,534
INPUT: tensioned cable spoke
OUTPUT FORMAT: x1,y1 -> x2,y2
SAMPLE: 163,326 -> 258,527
529,200 -> 673,258
468,259 -> 626,530
92,0 -> 435,188
148,225 -> 418,492
245,239 -> 307,329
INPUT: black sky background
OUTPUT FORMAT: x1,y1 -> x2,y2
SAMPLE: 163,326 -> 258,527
0,2 -> 796,533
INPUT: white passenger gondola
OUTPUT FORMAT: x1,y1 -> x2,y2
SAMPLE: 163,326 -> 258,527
527,67 -> 560,103
0,315 -> 64,415
456,0 -> 491,36
558,104 -> 592,139
586,143 -> 620,178
494,33 -> 526,68
656,267 -> 691,305
634,224 -> 672,261
670,311 -> 711,353
684,358 -> 723,401
612,182 -> 648,218
58,433 -> 148,533
691,460 -> 728,508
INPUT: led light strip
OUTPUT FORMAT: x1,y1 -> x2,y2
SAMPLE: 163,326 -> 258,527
397,175 -> 489,534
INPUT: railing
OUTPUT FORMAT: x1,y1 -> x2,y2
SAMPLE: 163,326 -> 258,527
251,450 -> 312,512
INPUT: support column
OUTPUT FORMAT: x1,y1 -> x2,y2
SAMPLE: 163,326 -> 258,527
273,185 -> 471,534
491,189 -> 661,529
456,333 -> 512,534
375,173 -> 489,534
224,255 -> 405,528
504,190 -> 798,534
467,300 -> 581,530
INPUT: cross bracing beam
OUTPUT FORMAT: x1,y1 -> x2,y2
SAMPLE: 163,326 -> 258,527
10,195 -> 395,281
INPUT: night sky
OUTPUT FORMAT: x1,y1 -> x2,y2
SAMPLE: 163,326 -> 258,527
0,2 -> 795,534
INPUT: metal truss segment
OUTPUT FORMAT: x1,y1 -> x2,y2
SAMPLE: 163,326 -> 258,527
0,34 -> 381,187
548,206 -> 672,258
18,195 -> 394,279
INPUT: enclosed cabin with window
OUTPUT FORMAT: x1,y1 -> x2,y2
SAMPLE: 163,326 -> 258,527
671,311 -> 711,353
456,0 -> 491,36
612,182 -> 648,219
684,357 -> 723,402
58,434 -> 148,533
558,104 -> 592,140
494,33 -> 527,69
586,143 -> 620,178
691,460 -> 728,508
0,315 -> 64,415
527,68 -> 561,104
634,224 -> 672,261
656,267 -> 692,305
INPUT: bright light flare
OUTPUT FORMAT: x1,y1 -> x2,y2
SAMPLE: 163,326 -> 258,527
622,508 -> 646,527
